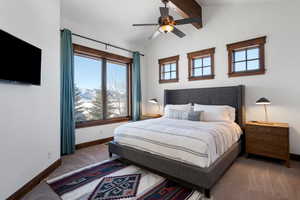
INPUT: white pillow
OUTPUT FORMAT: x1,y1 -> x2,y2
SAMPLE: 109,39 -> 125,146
194,104 -> 236,122
164,103 -> 192,116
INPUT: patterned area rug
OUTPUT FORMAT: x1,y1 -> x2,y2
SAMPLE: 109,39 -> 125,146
89,174 -> 141,200
47,159 -> 209,200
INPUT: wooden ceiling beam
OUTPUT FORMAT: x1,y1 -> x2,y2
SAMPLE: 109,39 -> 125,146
168,0 -> 203,29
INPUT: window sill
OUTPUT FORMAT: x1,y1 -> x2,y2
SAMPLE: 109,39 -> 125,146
188,75 -> 215,81
76,117 -> 131,129
228,69 -> 265,77
159,79 -> 179,84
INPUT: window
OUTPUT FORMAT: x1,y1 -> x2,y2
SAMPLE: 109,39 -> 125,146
106,61 -> 128,119
74,55 -> 103,122
227,36 -> 266,77
187,48 -> 215,81
74,44 -> 132,128
159,55 -> 179,83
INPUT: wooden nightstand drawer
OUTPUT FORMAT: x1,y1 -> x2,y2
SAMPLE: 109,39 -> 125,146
245,121 -> 290,167
246,125 -> 288,137
246,139 -> 288,159
246,135 -> 288,149
247,147 -> 287,160
246,127 -> 288,147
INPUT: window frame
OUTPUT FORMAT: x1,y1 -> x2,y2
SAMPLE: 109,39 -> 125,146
227,36 -> 266,77
73,44 -> 132,129
158,55 -> 179,84
187,48 -> 215,81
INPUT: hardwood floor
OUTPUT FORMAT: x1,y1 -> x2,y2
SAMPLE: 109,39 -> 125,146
22,144 -> 300,200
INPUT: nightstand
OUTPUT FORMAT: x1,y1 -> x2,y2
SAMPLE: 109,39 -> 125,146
140,114 -> 162,120
245,121 -> 290,167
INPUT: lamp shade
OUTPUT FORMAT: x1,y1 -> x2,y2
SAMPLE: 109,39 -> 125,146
256,97 -> 271,105
148,98 -> 158,104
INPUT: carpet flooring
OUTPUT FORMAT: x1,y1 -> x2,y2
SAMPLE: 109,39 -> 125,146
21,144 -> 300,200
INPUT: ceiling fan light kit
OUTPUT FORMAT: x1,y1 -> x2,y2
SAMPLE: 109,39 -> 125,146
159,25 -> 174,33
132,0 -> 202,39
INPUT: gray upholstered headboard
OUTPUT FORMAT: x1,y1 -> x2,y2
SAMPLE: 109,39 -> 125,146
164,85 -> 245,127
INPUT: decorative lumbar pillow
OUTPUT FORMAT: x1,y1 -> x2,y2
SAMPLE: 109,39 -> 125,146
187,111 -> 202,121
166,109 -> 202,121
194,104 -> 236,122
164,103 -> 192,116
166,109 -> 189,120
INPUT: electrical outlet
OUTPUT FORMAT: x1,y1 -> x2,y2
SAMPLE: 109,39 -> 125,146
48,152 -> 52,159
99,130 -> 103,134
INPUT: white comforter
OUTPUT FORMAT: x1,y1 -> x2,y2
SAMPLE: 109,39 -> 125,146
114,118 -> 242,168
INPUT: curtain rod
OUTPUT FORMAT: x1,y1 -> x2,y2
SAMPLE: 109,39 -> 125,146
61,29 -> 145,56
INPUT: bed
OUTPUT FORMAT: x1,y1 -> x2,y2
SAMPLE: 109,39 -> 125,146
108,85 -> 245,198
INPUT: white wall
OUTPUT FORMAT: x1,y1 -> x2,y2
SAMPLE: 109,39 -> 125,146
143,2 -> 300,154
61,18 -> 147,144
76,122 -> 128,144
0,0 -> 61,199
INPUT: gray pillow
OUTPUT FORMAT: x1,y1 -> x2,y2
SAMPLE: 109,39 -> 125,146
188,111 -> 202,121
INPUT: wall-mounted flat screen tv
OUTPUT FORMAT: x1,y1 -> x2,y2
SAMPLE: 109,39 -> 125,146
0,29 -> 42,85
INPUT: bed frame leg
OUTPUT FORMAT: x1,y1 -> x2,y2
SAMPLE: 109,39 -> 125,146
204,189 -> 210,198
109,151 -> 112,158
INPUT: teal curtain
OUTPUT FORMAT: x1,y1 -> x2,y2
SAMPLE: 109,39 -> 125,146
132,52 -> 142,121
60,29 -> 75,155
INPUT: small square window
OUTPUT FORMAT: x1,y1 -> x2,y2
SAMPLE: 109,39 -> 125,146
227,36 -> 266,77
232,47 -> 260,73
159,55 -> 179,83
187,48 -> 215,81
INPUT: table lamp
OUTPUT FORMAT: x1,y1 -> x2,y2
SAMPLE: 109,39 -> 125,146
256,97 -> 271,122
148,98 -> 161,116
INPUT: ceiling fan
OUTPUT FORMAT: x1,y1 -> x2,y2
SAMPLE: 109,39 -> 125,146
133,0 -> 202,39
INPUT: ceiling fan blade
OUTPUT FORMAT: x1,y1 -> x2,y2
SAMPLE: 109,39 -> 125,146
172,27 -> 186,38
160,7 -> 169,17
133,23 -> 158,26
175,18 -> 202,25
149,30 -> 161,40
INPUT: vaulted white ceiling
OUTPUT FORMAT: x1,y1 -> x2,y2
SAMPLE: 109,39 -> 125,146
61,0 -> 283,49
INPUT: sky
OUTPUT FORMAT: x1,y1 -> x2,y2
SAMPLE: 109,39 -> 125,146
74,55 -> 127,92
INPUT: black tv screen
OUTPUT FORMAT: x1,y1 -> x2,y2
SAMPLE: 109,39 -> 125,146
0,29 -> 42,85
